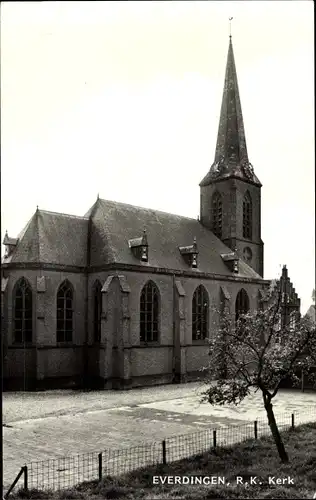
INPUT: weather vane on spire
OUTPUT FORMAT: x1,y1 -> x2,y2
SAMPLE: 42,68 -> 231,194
229,17 -> 233,38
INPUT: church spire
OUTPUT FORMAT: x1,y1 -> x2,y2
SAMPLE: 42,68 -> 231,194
200,36 -> 261,187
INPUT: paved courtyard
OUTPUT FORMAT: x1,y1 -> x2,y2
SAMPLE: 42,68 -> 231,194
3,382 -> 316,491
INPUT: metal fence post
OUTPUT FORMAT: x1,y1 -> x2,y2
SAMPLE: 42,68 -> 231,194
291,413 -> 295,429
23,465 -> 28,490
98,453 -> 102,481
254,421 -> 258,439
213,430 -> 217,449
162,440 -> 167,465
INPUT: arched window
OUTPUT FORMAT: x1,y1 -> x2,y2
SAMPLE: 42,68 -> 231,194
192,285 -> 209,340
243,191 -> 252,239
211,192 -> 222,239
93,280 -> 102,343
140,281 -> 159,343
13,278 -> 33,343
235,288 -> 250,323
57,280 -> 73,343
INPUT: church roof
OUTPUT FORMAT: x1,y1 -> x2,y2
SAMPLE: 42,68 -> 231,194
3,199 -> 263,280
200,37 -> 261,187
2,210 -> 89,267
88,198 -> 262,279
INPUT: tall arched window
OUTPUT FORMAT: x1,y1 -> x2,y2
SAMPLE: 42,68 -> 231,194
211,192 -> 222,238
192,285 -> 209,340
93,280 -> 102,343
243,191 -> 252,239
57,280 -> 73,343
235,288 -> 250,323
13,278 -> 33,343
140,281 -> 159,343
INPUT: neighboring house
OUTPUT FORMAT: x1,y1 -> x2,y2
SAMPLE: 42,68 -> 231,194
1,36 -> 298,391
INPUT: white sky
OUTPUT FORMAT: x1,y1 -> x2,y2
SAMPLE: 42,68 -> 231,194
1,1 -> 314,313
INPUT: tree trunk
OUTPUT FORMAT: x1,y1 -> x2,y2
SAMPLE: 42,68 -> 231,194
264,399 -> 289,463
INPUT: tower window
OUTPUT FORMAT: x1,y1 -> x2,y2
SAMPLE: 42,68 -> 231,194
211,192 -> 222,238
243,192 -> 252,239
192,285 -> 209,340
56,280 -> 73,343
140,281 -> 159,343
13,278 -> 33,343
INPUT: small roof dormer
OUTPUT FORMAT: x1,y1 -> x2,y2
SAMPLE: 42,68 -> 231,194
3,231 -> 18,259
220,250 -> 239,274
179,237 -> 198,269
128,229 -> 148,262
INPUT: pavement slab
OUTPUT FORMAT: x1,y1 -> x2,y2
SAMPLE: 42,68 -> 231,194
3,383 -> 316,492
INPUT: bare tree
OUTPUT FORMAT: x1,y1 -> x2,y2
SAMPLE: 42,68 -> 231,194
201,290 -> 316,463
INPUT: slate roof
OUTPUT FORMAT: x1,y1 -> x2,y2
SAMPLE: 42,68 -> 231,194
88,198 -> 262,279
3,199 -> 263,280
2,210 -> 89,267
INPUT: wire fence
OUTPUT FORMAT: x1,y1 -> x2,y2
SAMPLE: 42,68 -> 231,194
5,405 -> 316,496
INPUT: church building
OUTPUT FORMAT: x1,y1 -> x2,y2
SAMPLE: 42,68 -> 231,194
2,36 -> 286,390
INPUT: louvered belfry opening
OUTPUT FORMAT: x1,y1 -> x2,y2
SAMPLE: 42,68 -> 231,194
212,192 -> 223,238
243,192 -> 252,239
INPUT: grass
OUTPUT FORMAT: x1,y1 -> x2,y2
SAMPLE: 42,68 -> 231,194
9,423 -> 316,499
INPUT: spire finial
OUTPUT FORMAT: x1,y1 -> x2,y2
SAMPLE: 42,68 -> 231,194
97,193 -> 99,200
229,17 -> 233,39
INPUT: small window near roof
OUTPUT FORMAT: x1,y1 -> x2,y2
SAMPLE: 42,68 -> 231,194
243,192 -> 252,239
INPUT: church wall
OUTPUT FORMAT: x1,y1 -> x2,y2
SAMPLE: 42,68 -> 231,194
234,180 -> 261,243
4,270 -> 38,388
87,272 -> 122,387
3,265 -> 263,390
39,270 -> 87,345
36,347 -> 84,378
87,271 -> 175,386
181,276 -> 261,377
4,348 -> 37,390
3,268 -> 87,388
123,271 -> 174,346
122,271 -> 174,383
200,179 -> 263,277
131,347 -> 173,377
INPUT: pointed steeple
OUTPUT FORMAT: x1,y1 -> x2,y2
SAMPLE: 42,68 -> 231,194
200,37 -> 261,187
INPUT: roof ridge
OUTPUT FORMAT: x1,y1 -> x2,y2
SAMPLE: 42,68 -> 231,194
35,210 -> 40,262
98,198 -> 197,221
38,209 -> 89,220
